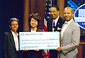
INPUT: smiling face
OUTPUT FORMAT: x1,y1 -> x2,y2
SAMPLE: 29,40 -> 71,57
50,7 -> 59,19
9,21 -> 19,32
30,18 -> 38,28
64,7 -> 74,21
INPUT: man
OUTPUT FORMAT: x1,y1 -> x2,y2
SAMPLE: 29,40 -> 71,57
2,18 -> 22,58
56,7 -> 80,58
47,6 -> 65,32
47,6 -> 65,58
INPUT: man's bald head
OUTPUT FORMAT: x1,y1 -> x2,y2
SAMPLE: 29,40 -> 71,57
64,7 -> 74,21
64,7 -> 74,14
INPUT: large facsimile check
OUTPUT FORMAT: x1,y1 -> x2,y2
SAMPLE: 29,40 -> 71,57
19,32 -> 60,50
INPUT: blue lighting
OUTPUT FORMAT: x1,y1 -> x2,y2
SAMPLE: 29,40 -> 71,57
81,0 -> 83,2
78,3 -> 80,5
67,0 -> 78,13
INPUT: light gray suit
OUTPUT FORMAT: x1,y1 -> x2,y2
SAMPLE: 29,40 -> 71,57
58,20 -> 80,58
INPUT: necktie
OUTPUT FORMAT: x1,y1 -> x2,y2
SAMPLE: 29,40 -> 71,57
52,20 -> 55,28
52,20 -> 55,32
65,21 -> 68,24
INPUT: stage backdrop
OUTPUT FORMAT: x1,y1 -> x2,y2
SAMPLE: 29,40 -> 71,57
0,0 -> 23,58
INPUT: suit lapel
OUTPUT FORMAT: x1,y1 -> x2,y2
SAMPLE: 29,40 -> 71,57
51,18 -> 58,31
51,19 -> 53,30
9,31 -> 16,49
18,35 -> 20,50
64,21 -> 73,33
54,17 -> 60,31
61,21 -> 73,40
61,24 -> 66,40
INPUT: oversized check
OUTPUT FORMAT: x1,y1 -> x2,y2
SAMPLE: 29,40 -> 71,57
19,32 -> 60,50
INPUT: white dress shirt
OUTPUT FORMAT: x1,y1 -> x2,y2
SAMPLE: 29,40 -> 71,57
31,30 -> 36,32
52,16 -> 59,26
11,30 -> 19,51
52,16 -> 59,32
61,19 -> 73,38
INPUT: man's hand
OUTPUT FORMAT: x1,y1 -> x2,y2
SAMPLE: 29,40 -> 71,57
56,47 -> 62,52
34,50 -> 39,51
23,50 -> 29,51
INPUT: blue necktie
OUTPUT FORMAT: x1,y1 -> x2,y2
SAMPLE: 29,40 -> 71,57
53,20 -> 55,28
52,20 -> 55,32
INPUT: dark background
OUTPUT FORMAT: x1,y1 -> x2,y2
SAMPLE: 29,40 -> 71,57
0,0 -> 24,58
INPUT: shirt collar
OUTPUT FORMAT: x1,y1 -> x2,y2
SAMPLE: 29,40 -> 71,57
31,30 -> 36,32
11,30 -> 18,36
54,16 -> 59,21
65,19 -> 73,25
53,16 -> 59,25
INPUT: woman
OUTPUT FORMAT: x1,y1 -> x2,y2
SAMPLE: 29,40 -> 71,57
23,13 -> 43,58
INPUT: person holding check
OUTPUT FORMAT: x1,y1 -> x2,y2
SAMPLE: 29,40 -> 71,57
2,18 -> 22,58
56,7 -> 80,58
23,13 -> 43,58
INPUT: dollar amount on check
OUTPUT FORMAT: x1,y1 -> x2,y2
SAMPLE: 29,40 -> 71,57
19,32 -> 60,50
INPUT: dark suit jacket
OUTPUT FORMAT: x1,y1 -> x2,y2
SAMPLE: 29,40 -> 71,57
2,31 -> 22,58
47,17 -> 65,32
47,17 -> 65,58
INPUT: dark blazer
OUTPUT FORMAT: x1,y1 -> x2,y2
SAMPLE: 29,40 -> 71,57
23,28 -> 43,58
47,17 -> 65,32
47,17 -> 65,58
2,31 -> 22,58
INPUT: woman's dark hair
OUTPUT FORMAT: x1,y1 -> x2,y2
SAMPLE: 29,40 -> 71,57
28,13 -> 41,28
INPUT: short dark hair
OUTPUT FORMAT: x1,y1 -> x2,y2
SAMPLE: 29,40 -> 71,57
9,18 -> 19,25
52,5 -> 59,11
28,13 -> 41,28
